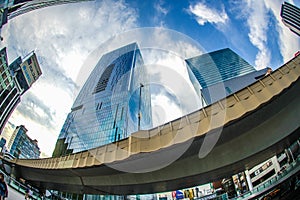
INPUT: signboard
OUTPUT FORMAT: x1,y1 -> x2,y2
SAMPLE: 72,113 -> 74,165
20,53 -> 42,87
175,190 -> 184,199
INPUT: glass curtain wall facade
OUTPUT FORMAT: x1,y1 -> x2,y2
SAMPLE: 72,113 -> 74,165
8,125 -> 40,159
0,0 -> 92,20
0,48 -> 41,134
281,2 -> 300,36
185,48 -> 266,105
0,47 -> 20,134
185,48 -> 256,88
53,43 -> 152,156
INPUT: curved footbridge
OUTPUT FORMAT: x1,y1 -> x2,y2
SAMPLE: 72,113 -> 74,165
8,56 -> 300,195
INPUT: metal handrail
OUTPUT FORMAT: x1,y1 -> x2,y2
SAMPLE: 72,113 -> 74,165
0,169 -> 41,199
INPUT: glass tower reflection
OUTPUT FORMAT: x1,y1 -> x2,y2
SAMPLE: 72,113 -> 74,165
53,43 -> 152,156
185,48 -> 256,88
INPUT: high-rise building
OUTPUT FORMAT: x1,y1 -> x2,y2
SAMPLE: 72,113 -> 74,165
186,48 -> 257,88
0,0 -> 92,23
8,125 -> 40,159
0,47 -> 19,134
53,43 -> 152,157
281,2 -> 300,36
0,121 -> 15,152
0,48 -> 42,134
185,48 -> 267,105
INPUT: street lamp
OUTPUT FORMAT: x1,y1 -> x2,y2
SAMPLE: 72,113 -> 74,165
138,83 -> 144,131
200,90 -> 208,108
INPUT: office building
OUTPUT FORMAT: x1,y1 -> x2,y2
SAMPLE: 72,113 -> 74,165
0,47 -> 42,134
185,48 -> 256,88
230,137 -> 300,195
0,121 -> 15,152
0,0 -> 92,21
53,43 -> 152,157
247,156 -> 281,188
185,48 -> 267,105
8,125 -> 40,159
0,47 -> 19,134
281,2 -> 300,36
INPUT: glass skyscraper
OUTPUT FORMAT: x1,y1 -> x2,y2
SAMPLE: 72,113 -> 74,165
281,2 -> 300,37
0,47 -> 41,134
53,43 -> 152,156
0,0 -> 92,20
0,47 -> 16,134
186,48 -> 266,105
8,125 -> 40,159
186,48 -> 256,88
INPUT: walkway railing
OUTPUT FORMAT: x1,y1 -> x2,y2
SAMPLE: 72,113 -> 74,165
0,169 -> 41,200
233,155 -> 300,200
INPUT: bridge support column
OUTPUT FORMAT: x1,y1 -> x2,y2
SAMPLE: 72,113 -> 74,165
10,164 -> 20,181
271,156 -> 281,174
288,148 -> 295,162
285,149 -> 293,163
244,170 -> 253,191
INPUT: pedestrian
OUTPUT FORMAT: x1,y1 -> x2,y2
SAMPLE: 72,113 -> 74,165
25,187 -> 31,200
0,173 -> 8,200
264,67 -> 272,76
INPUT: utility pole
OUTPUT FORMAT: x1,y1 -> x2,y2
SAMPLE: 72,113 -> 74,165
138,83 -> 144,131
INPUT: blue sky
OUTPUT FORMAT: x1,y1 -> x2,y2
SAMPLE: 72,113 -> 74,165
124,0 -> 298,68
1,0 -> 299,157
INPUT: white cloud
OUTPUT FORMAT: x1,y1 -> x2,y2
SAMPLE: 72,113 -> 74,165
152,0 -> 169,27
15,91 -> 56,130
1,0 -> 138,157
151,93 -> 182,127
144,49 -> 202,126
188,2 -> 228,26
242,0 -> 271,69
237,0 -> 300,69
154,0 -> 169,16
264,0 -> 300,63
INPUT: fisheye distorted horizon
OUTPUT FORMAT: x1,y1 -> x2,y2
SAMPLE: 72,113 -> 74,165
1,0 -> 299,157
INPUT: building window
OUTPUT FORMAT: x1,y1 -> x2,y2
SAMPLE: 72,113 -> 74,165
96,102 -> 103,110
120,107 -> 124,120
2,72 -> 7,79
5,79 -> 9,86
93,64 -> 115,94
225,86 -> 232,94
27,58 -> 32,65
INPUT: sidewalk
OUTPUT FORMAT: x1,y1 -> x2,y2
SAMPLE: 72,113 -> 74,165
6,184 -> 25,200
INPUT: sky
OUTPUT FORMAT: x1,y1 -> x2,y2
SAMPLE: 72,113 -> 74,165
1,0 -> 300,157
